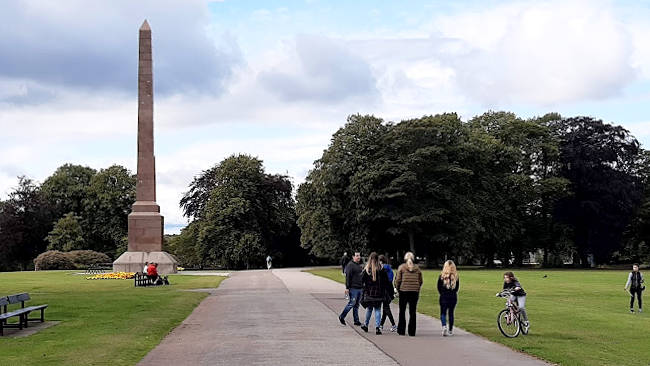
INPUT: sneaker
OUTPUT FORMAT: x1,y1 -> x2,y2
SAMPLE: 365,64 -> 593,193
448,329 -> 453,336
631,308 -> 635,313
390,325 -> 397,332
640,309 -> 643,313
338,315 -> 346,326
354,321 -> 362,326
379,325 -> 384,331
361,325 -> 369,333
376,327 -> 382,335
442,326 -> 448,337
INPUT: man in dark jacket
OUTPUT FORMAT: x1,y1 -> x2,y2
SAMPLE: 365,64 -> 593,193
339,252 -> 363,326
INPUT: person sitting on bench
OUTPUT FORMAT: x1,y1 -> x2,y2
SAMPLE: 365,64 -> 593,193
147,262 -> 162,285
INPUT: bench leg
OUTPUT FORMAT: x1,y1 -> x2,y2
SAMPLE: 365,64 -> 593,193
1,321 -> 3,336
41,308 -> 45,322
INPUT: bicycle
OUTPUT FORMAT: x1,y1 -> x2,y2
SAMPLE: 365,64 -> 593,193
495,290 -> 529,338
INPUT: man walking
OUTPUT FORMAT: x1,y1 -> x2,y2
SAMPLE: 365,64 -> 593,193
339,252 -> 363,326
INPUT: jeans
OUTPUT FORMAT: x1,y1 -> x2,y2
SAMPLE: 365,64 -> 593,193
381,299 -> 395,327
630,288 -> 643,309
365,306 -> 381,328
510,295 -> 528,322
340,288 -> 362,323
398,291 -> 419,336
440,299 -> 457,331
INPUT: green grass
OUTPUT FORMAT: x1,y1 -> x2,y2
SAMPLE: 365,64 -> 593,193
0,271 -> 226,366
308,268 -> 648,366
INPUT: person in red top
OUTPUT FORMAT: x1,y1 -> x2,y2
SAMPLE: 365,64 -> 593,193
147,262 -> 159,283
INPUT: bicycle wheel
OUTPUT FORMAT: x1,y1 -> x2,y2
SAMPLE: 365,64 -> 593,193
497,309 -> 520,338
519,314 -> 529,335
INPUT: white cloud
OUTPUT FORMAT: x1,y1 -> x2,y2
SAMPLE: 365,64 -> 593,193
432,0 -> 638,106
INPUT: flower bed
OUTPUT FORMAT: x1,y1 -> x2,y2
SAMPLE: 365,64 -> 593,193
86,272 -> 135,280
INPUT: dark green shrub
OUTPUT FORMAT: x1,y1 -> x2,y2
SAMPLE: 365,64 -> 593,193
66,250 -> 111,269
34,250 -> 75,270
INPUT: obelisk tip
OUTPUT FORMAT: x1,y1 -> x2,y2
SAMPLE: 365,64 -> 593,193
140,20 -> 150,31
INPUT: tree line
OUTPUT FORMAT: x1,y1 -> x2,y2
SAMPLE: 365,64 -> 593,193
0,164 -> 135,271
2,111 -> 650,271
296,112 -> 650,267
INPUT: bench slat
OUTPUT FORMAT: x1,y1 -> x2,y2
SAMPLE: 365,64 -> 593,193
0,297 -> 8,307
0,308 -> 31,319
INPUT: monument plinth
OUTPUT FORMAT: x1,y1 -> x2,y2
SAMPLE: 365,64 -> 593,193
114,20 -> 178,274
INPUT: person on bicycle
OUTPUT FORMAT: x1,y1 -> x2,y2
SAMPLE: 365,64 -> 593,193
503,271 -> 528,327
625,264 -> 644,313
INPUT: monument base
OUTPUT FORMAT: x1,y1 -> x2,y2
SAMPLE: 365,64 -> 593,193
113,251 -> 178,274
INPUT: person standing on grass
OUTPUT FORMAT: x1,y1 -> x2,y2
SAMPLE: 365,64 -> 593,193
395,252 -> 423,336
503,271 -> 529,327
379,254 -> 397,332
625,264 -> 645,313
438,260 -> 459,336
339,252 -> 363,326
143,261 -> 149,274
360,252 -> 391,335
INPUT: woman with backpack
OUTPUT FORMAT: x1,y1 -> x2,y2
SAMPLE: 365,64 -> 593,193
360,252 -> 391,335
625,264 -> 645,313
437,260 -> 459,336
395,252 -> 423,336
379,255 -> 397,332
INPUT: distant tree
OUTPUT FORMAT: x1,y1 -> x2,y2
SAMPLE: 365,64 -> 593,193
82,165 -> 136,256
46,212 -> 85,251
41,164 -> 96,218
0,177 -> 54,270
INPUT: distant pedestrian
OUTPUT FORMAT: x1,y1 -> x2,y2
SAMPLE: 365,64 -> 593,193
625,264 -> 645,313
395,252 -> 423,336
266,255 -> 272,270
379,254 -> 397,332
341,252 -> 350,276
143,261 -> 149,274
360,252 -> 391,335
339,252 -> 363,326
503,271 -> 529,327
438,260 -> 459,336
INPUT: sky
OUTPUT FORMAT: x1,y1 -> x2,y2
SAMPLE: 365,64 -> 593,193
1,0 -> 650,234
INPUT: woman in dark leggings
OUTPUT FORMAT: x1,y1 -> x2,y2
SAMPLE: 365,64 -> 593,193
379,255 -> 397,332
437,260 -> 459,336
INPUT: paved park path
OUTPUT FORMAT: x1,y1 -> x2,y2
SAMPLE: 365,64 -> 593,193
139,268 -> 551,366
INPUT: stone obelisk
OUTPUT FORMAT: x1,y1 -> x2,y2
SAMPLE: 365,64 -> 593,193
114,20 -> 177,274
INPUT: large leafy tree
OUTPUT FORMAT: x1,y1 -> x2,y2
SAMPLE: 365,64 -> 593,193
552,117 -> 645,265
297,114 -> 388,258
180,154 -> 297,269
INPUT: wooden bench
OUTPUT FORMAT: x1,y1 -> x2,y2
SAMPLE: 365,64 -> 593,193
0,293 -> 48,336
85,263 -> 114,274
134,272 -> 169,287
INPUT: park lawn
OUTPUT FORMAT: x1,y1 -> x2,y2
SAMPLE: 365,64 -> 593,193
0,271 -> 227,366
309,268 -> 648,366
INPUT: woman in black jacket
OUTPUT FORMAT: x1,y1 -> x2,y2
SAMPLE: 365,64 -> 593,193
437,260 -> 459,336
361,252 -> 391,335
